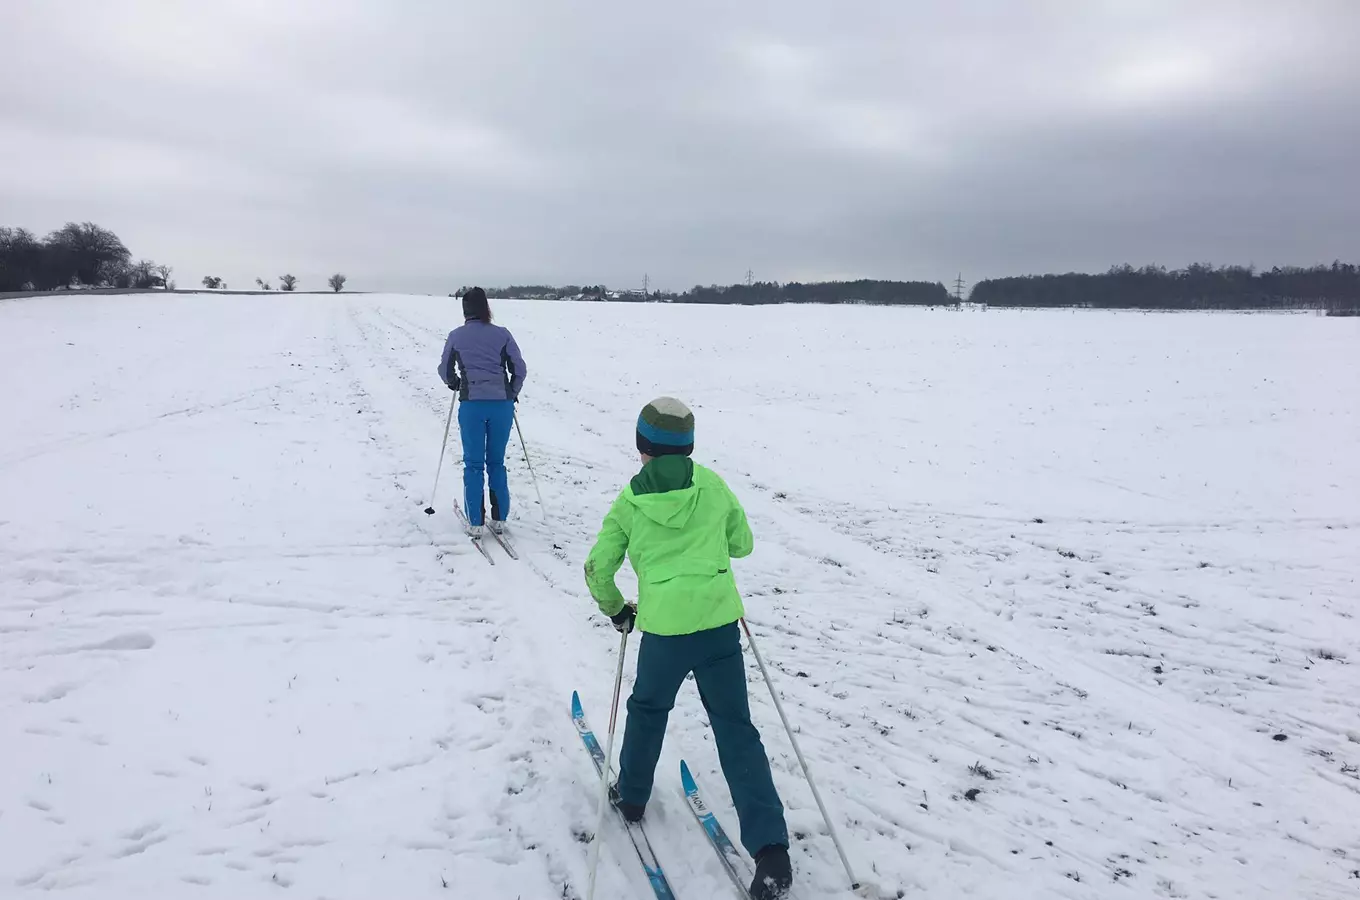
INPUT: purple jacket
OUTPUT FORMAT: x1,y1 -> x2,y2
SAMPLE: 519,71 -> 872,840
438,320 -> 527,401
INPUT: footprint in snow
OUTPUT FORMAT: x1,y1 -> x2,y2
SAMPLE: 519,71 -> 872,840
113,833 -> 168,858
121,822 -> 160,841
84,632 -> 157,652
25,682 -> 78,703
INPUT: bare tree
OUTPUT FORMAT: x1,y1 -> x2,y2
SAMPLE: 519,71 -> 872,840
44,222 -> 130,287
202,276 -> 222,289
107,262 -> 132,288
130,259 -> 158,289
0,227 -> 44,290
255,277 -> 272,291
156,264 -> 173,290
328,273 -> 347,293
279,274 -> 298,292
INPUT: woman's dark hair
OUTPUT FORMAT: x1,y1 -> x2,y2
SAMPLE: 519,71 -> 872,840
462,286 -> 492,323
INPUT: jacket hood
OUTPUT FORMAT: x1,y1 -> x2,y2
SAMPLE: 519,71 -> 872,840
627,457 -> 698,529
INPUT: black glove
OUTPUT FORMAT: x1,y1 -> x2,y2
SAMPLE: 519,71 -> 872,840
447,378 -> 459,392
610,604 -> 636,634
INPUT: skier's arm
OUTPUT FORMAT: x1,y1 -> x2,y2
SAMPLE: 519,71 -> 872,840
726,491 -> 754,560
503,331 -> 527,400
584,496 -> 631,616
437,332 -> 459,389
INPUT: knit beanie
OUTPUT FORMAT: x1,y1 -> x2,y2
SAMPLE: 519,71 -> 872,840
637,397 -> 695,458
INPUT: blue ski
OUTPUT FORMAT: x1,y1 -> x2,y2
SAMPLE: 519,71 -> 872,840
681,760 -> 754,898
571,691 -> 678,900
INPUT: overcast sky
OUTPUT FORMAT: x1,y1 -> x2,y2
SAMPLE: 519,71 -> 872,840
2,1 -> 1358,293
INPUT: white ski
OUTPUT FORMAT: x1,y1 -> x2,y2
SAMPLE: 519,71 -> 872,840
488,524 -> 519,560
452,500 -> 496,565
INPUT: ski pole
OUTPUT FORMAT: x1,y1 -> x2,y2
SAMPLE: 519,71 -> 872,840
741,617 -> 860,892
587,628 -> 630,900
513,410 -> 548,522
423,399 -> 456,515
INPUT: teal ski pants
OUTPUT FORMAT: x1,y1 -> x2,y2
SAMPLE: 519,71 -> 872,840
616,622 -> 789,857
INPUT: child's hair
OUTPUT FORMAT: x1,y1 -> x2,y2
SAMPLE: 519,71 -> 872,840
462,287 -> 492,323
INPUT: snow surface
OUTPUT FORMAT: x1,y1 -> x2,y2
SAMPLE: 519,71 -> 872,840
2,293 -> 1358,899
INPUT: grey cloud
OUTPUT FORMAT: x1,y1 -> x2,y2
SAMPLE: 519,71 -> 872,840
2,0 -> 1357,293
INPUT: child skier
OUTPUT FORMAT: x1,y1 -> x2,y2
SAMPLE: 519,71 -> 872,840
584,397 -> 793,900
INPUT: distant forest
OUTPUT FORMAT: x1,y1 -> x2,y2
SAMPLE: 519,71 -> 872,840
477,280 -> 951,306
477,264 -> 1359,313
972,263 -> 1360,311
676,280 -> 951,306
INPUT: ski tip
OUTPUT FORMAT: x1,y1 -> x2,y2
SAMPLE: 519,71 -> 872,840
680,759 -> 696,791
571,690 -> 582,717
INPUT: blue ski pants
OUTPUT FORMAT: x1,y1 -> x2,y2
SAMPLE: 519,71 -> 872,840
617,622 -> 789,857
458,400 -> 514,526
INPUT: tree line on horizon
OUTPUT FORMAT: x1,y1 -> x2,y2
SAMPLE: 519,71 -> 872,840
1,221 -> 349,294
473,280 -> 952,306
0,222 -> 172,292
971,262 -> 1360,311
677,279 -> 952,306
200,274 -> 347,292
472,284 -> 610,301
472,264 -> 1360,311
7,221 -> 1356,311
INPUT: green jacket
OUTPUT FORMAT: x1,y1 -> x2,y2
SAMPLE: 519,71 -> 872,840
584,457 -> 752,636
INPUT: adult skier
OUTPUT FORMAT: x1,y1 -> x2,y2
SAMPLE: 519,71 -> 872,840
436,287 -> 527,536
584,397 -> 793,900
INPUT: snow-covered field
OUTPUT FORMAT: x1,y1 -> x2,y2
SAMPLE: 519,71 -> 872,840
2,293 -> 1357,899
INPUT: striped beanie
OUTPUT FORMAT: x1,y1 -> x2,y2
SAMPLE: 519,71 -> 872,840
637,397 -> 695,458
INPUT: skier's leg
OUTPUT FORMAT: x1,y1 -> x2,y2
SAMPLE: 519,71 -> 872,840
484,400 -> 514,522
458,401 -> 487,526
692,622 -> 789,858
616,631 -> 689,809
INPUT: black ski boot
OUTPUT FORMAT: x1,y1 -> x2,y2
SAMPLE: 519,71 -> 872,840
750,844 -> 792,900
608,782 -> 645,823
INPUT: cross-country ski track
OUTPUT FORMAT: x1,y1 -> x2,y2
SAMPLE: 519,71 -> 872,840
2,292 -> 1357,899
